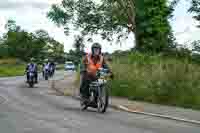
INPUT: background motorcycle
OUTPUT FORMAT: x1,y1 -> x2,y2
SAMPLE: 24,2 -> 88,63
43,68 -> 49,80
27,70 -> 35,88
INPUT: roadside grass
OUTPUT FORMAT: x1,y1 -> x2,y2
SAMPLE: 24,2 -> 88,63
0,58 -> 25,77
0,58 -> 22,65
0,64 -> 25,77
109,52 -> 200,110
56,64 -> 65,70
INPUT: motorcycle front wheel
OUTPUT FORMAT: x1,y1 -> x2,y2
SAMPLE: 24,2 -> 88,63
45,74 -> 48,80
29,78 -> 34,88
97,85 -> 109,113
80,100 -> 88,110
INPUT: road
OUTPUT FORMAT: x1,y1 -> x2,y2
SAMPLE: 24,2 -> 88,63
0,71 -> 199,133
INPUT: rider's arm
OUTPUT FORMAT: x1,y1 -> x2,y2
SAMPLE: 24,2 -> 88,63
25,64 -> 29,72
102,57 -> 114,79
102,57 -> 112,72
102,57 -> 109,69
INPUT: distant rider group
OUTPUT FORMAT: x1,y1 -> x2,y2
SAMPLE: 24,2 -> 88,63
25,58 -> 56,85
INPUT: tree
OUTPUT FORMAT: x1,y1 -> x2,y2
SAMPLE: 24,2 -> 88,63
167,28 -> 178,49
46,38 -> 65,63
47,0 -> 179,52
190,40 -> 200,63
65,35 -> 85,65
73,35 -> 85,54
0,36 -> 9,58
34,30 -> 50,42
188,0 -> 200,28
1,19 -> 63,62
47,0 -> 135,44
73,35 -> 85,64
5,19 -> 21,32
191,40 -> 200,53
4,30 -> 44,61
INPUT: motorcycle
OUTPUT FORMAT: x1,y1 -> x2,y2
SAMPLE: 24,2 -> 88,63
43,68 -> 49,80
80,68 -> 111,113
49,66 -> 55,77
27,71 -> 35,88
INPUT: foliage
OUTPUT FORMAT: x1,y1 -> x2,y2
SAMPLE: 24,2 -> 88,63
188,0 -> 200,28
191,40 -> 200,63
65,35 -> 85,65
0,19 -> 65,62
191,40 -> 200,52
134,0 -> 176,52
47,0 -> 179,52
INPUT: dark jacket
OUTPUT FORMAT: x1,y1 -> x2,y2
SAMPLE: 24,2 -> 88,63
26,63 -> 38,72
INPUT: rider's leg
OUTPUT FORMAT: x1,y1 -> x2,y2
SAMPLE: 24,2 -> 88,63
26,72 -> 29,82
42,70 -> 44,77
80,80 -> 90,98
35,72 -> 38,83
80,73 -> 98,99
80,74 -> 91,99
53,68 -> 55,75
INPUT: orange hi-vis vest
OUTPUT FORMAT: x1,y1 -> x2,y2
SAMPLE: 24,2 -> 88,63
86,54 -> 103,75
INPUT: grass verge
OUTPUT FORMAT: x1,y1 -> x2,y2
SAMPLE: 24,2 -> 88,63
109,52 -> 200,110
0,64 -> 25,77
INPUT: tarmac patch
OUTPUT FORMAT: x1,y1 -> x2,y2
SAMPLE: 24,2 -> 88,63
0,96 -> 6,104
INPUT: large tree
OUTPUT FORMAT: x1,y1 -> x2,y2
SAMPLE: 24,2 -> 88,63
47,0 -> 135,43
188,0 -> 200,28
47,0 -> 178,52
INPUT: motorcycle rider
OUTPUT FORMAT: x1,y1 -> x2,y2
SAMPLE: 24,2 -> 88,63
42,59 -> 50,77
26,58 -> 38,83
49,59 -> 56,76
80,42 -> 113,100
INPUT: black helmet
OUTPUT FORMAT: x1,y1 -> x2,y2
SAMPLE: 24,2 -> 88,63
91,43 -> 102,54
92,42 -> 101,49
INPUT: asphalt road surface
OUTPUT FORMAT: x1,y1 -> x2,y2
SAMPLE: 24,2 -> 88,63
0,71 -> 199,133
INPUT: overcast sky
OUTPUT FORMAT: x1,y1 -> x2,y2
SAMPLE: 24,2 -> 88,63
0,0 -> 200,52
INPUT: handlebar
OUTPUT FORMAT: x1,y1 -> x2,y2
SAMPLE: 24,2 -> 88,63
97,68 -> 113,79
